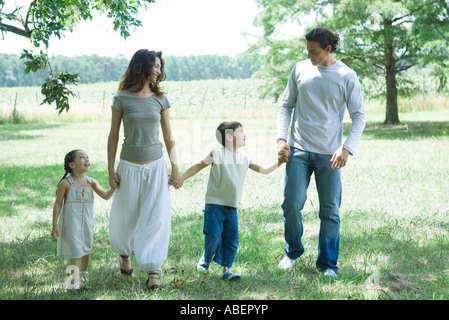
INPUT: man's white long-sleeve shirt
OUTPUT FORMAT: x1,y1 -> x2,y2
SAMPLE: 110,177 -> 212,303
277,59 -> 366,155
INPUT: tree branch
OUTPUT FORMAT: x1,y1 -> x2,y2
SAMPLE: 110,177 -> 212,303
24,0 -> 35,33
1,22 -> 32,38
391,5 -> 424,25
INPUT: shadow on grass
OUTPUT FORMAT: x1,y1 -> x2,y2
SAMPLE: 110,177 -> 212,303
2,164 -> 448,299
0,123 -> 65,142
166,204 -> 449,299
0,164 -> 110,217
2,204 -> 448,299
340,209 -> 449,299
0,229 -> 127,300
344,121 -> 449,140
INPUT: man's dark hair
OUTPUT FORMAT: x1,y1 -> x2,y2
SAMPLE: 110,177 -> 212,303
306,27 -> 340,52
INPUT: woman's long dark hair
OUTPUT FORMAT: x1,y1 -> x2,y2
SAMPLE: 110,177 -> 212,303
118,49 -> 166,97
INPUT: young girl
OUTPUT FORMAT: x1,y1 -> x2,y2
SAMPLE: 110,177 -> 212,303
51,149 -> 115,289
181,121 -> 284,280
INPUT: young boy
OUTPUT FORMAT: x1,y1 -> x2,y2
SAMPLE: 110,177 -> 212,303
181,121 -> 284,280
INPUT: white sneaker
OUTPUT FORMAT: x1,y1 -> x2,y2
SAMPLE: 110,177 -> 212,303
197,254 -> 209,272
278,255 -> 297,270
322,269 -> 337,278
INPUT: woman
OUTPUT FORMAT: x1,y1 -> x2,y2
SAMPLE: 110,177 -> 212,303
107,49 -> 182,290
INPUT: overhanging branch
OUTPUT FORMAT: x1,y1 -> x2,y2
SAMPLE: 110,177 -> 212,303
1,22 -> 32,38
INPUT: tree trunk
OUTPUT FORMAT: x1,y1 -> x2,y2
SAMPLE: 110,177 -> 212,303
384,61 -> 400,125
383,19 -> 400,125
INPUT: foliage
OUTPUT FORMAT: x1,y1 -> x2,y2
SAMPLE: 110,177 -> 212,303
19,50 -> 80,114
40,72 -> 80,114
0,54 -> 258,87
0,0 -> 154,113
245,37 -> 304,102
20,50 -> 49,74
249,0 -> 449,124
164,55 -> 258,82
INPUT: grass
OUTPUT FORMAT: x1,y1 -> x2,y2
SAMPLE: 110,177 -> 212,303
1,79 -> 449,301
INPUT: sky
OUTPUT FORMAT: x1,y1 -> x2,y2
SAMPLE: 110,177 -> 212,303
0,0 -> 300,59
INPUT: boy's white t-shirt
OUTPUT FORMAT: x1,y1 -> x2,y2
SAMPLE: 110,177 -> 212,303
205,147 -> 251,208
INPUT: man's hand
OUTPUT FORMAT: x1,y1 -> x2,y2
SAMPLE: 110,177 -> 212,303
331,148 -> 350,169
277,139 -> 291,163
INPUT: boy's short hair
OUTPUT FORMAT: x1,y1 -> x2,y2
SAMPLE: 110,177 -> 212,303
216,121 -> 243,147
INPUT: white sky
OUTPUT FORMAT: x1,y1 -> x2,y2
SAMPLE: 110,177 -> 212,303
0,0 -> 302,58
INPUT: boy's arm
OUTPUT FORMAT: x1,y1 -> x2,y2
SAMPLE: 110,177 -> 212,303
91,179 -> 116,200
249,160 -> 284,175
181,152 -> 214,181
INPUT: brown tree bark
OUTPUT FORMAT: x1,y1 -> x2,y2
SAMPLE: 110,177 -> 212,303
383,18 -> 401,125
384,53 -> 400,125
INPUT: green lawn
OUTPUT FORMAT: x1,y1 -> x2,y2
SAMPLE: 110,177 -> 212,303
1,80 -> 448,300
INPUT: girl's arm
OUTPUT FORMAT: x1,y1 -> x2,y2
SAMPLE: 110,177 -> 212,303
91,179 -> 116,200
249,160 -> 283,175
107,107 -> 122,188
51,180 -> 69,240
181,152 -> 214,182
160,108 -> 182,189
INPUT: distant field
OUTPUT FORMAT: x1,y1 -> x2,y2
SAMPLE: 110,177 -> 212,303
1,78 -> 449,124
0,79 -> 278,124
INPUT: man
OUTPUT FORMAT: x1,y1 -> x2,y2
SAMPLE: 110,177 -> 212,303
276,27 -> 366,277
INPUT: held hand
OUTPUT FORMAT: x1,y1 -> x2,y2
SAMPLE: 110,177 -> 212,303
109,172 -> 120,189
277,139 -> 291,163
331,148 -> 349,169
168,169 -> 183,189
51,227 -> 59,240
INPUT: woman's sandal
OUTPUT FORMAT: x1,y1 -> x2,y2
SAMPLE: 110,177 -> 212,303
119,255 -> 133,276
146,271 -> 161,290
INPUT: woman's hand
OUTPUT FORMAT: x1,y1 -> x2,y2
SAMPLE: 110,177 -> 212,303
168,168 -> 183,189
109,171 -> 120,188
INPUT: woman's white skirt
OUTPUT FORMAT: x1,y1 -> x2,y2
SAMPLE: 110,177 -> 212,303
109,158 -> 171,272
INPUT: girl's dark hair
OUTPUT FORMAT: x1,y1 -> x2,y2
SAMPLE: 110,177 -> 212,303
215,121 -> 243,147
118,49 -> 166,97
305,27 -> 340,52
59,149 -> 80,184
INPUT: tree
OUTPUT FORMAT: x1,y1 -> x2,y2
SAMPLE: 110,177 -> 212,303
0,0 -> 154,113
251,0 -> 449,124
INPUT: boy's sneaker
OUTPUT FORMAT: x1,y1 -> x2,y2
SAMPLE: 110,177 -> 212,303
222,270 -> 241,281
278,255 -> 297,270
197,254 -> 209,272
322,269 -> 337,278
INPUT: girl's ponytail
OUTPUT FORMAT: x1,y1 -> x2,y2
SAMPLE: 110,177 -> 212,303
58,149 -> 80,187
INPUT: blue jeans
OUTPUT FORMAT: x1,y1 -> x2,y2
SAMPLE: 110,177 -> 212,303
203,204 -> 239,268
282,147 -> 342,272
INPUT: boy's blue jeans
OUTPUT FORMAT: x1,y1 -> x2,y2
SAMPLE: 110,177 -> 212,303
282,147 -> 342,272
202,204 -> 239,268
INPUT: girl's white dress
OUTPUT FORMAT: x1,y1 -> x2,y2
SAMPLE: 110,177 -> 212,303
57,176 -> 95,259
